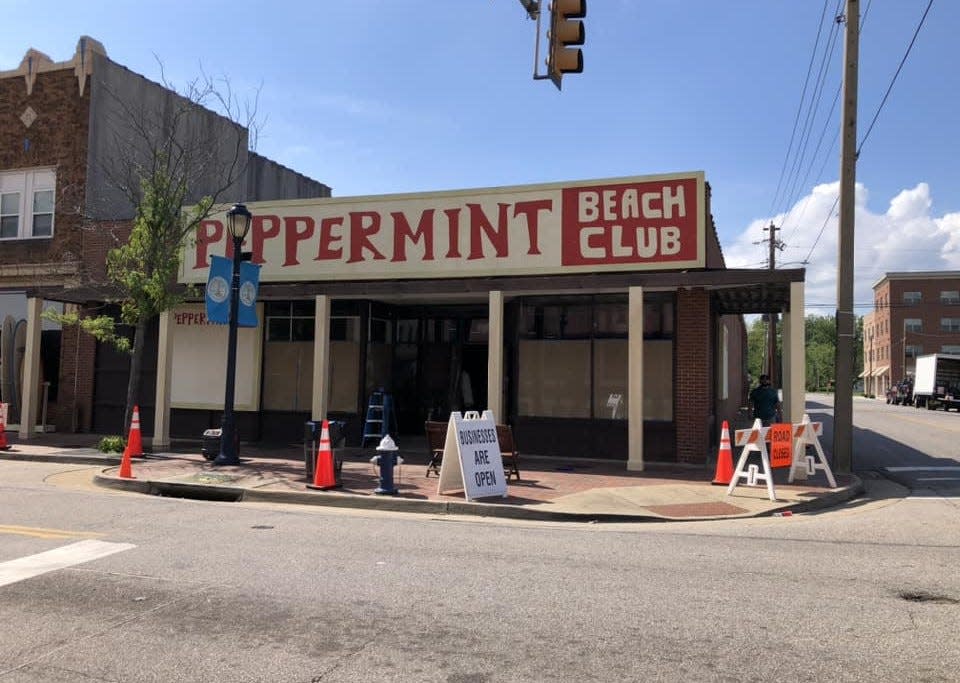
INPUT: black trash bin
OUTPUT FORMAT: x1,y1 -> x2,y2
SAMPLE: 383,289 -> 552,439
200,428 -> 239,461
304,420 -> 346,480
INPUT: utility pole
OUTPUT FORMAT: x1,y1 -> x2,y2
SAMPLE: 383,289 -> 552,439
764,222 -> 782,386
833,0 -> 859,474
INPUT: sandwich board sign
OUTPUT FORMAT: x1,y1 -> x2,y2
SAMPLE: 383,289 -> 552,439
437,410 -> 508,501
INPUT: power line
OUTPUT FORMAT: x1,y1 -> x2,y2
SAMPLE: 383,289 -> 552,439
857,0 -> 935,155
767,0 -> 832,218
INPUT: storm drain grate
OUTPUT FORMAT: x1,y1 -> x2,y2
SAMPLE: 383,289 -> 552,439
897,590 -> 959,604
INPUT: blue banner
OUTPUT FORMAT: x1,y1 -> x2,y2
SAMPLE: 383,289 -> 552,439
205,255 -> 231,325
238,261 -> 261,328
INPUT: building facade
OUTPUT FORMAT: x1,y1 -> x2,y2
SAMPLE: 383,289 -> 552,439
148,174 -> 807,467
6,39 -> 807,468
862,271 -> 960,398
0,38 -> 329,436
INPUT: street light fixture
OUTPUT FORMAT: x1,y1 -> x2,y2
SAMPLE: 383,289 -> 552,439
213,203 -> 252,466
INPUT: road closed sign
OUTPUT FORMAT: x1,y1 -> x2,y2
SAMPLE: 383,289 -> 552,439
437,410 -> 508,501
769,423 -> 793,468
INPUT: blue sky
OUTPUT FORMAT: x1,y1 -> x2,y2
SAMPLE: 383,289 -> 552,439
4,1 -> 957,314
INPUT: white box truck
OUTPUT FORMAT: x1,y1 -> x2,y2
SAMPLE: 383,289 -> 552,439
912,353 -> 960,410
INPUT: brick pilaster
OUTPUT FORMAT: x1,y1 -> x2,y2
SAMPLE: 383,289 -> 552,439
675,288 -> 712,463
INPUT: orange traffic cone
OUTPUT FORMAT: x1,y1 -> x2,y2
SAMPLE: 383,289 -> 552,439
122,406 -> 144,459
118,445 -> 135,479
308,420 -> 338,490
712,420 -> 734,485
0,411 -> 9,451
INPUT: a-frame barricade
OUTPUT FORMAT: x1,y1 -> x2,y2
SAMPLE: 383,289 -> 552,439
788,413 -> 837,488
727,418 -> 777,501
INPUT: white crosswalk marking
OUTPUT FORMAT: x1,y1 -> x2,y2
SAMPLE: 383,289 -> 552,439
0,539 -> 135,588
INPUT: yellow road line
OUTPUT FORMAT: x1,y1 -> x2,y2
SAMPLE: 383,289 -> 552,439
0,525 -> 105,540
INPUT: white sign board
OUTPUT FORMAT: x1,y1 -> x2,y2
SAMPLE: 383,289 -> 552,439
437,410 -> 508,501
170,304 -> 263,410
180,172 -> 706,284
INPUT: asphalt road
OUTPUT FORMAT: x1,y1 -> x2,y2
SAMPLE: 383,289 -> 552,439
1,449 -> 958,682
808,392 -> 960,496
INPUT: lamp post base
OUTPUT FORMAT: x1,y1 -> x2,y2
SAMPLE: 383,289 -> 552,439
212,453 -> 240,467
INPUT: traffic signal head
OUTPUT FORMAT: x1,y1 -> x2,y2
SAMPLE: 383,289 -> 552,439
547,0 -> 585,89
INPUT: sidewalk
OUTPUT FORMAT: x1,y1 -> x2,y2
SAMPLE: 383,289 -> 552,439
0,432 -> 862,522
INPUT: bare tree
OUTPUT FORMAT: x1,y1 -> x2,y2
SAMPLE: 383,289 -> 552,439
50,63 -> 260,435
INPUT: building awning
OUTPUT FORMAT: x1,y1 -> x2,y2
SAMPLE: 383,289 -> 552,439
858,368 -> 870,378
872,365 -> 890,377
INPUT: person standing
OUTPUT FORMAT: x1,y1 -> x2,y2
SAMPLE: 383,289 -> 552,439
749,374 -> 782,426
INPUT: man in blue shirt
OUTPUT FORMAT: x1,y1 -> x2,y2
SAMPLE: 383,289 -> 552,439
749,374 -> 782,426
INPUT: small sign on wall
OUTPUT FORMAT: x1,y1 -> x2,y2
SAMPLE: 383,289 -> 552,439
437,410 -> 508,501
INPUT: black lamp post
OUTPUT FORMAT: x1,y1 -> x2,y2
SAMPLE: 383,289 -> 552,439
213,203 -> 252,466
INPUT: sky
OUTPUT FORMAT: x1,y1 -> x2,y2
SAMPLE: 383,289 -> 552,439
3,1 -> 958,316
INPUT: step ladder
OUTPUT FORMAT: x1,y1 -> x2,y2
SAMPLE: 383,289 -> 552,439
362,390 -> 396,447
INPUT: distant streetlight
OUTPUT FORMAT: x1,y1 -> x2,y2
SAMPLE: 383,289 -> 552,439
213,203 -> 252,466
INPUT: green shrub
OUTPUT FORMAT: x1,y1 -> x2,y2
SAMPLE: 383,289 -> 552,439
98,435 -> 126,453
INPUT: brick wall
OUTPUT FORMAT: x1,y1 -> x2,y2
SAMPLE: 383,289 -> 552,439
0,67 -> 90,269
675,288 -> 712,463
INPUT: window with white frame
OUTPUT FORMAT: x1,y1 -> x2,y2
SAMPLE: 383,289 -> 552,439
942,345 -> 960,355
941,318 -> 960,333
940,290 -> 960,305
904,318 -> 922,333
903,291 -> 922,305
0,168 -> 55,239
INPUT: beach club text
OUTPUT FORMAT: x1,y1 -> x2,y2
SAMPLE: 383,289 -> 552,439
181,174 -> 705,283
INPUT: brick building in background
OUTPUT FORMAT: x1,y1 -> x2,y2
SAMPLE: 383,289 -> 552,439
0,37 -> 329,435
862,271 -> 960,398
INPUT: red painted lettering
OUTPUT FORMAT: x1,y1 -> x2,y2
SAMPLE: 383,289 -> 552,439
283,216 -> 315,266
391,210 -> 435,262
347,212 -> 386,263
467,203 -> 509,260
251,215 -> 280,264
194,220 -> 223,268
444,208 -> 462,258
513,199 -> 551,256
315,217 -> 344,261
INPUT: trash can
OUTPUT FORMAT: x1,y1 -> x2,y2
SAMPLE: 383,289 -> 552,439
304,420 -> 346,480
201,428 -> 240,461
201,428 -> 221,461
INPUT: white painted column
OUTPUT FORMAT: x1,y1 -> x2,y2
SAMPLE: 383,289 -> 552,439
312,295 -> 331,421
19,297 -> 42,439
152,310 -> 174,450
782,281 -> 806,424
487,290 -> 505,423
628,286 -> 645,471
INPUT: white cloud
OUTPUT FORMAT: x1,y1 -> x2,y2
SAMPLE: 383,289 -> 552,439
724,182 -> 960,316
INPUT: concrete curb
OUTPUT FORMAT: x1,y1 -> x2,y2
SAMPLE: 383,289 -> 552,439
90,468 -> 866,523
0,452 -> 122,466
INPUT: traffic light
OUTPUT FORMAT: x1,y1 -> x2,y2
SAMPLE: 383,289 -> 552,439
547,0 -> 585,90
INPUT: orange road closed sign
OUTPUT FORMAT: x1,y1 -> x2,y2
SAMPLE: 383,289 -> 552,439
769,423 -> 793,468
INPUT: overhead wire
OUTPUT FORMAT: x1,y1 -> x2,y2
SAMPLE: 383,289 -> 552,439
857,0 -> 934,156
766,0 -> 831,218
766,0 -> 877,265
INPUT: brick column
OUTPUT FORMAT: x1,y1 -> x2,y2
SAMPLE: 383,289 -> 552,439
675,288 -> 711,463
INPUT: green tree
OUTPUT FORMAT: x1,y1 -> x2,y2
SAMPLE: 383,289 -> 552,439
746,313 -> 865,393
47,71 -> 258,433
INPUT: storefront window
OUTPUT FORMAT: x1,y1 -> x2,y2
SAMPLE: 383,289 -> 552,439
262,301 -> 359,412
516,295 -> 674,420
